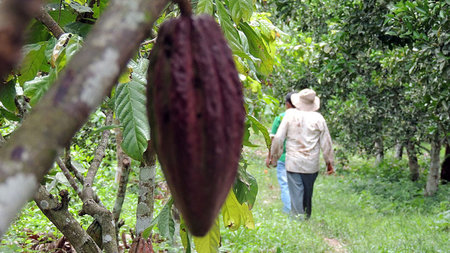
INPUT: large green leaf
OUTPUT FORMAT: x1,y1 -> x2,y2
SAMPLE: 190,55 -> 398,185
23,70 -> 56,106
221,190 -> 255,231
239,22 -> 274,75
18,43 -> 48,85
196,0 -> 214,15
193,218 -> 220,253
247,114 -> 271,150
142,198 -> 174,239
0,80 -> 17,112
115,70 -> 150,161
216,0 -> 247,59
156,198 -> 175,240
234,164 -> 258,209
229,0 -> 253,24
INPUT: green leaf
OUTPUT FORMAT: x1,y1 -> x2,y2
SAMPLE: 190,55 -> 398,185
222,190 -> 255,231
234,165 -> 258,209
142,198 -> 174,239
23,72 -> 54,106
216,0 -> 246,58
18,43 -> 47,85
90,125 -> 120,134
157,198 -> 175,240
179,217 -> 192,252
0,108 -> 19,121
196,0 -> 214,15
64,22 -> 93,37
68,1 -> 93,14
229,0 -> 253,24
193,218 -> 220,253
0,80 -> 17,112
239,22 -> 274,75
247,114 -> 271,150
115,70 -> 150,161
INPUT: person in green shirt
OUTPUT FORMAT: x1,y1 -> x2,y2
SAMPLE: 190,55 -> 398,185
266,92 -> 295,213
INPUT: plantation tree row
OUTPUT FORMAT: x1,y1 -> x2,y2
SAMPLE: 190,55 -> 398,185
0,0 -> 276,251
264,0 -> 449,195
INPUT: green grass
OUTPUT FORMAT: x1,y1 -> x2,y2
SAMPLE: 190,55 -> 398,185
219,143 -> 450,252
2,138 -> 449,252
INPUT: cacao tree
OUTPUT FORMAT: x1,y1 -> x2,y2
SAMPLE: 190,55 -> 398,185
0,0 -> 278,251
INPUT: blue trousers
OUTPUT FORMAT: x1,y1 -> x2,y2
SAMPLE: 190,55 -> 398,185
287,171 -> 318,218
276,161 -> 291,213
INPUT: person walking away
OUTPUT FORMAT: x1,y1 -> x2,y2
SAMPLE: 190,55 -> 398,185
266,92 -> 296,214
270,88 -> 334,219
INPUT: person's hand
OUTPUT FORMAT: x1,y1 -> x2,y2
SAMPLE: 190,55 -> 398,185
326,163 -> 335,175
265,157 -> 271,168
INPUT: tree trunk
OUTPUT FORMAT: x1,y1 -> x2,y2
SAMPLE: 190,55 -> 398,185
34,186 -> 101,252
136,141 -> 157,236
406,141 -> 420,181
425,138 -> 441,196
441,143 -> 450,184
375,138 -> 384,165
0,0 -> 170,238
394,141 -> 403,160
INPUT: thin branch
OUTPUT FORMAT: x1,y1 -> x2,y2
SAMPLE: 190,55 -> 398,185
112,129 -> 132,224
141,38 -> 157,46
56,158 -> 82,199
63,150 -> 85,185
84,110 -> 113,189
35,7 -> 65,39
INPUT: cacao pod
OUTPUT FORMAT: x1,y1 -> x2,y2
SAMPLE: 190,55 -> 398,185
147,14 -> 245,236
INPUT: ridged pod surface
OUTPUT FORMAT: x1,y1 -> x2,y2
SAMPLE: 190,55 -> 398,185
147,14 -> 245,236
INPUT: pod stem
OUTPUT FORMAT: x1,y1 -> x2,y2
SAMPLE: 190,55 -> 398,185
174,0 -> 192,17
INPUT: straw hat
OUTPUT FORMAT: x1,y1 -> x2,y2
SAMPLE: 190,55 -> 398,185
291,88 -> 320,111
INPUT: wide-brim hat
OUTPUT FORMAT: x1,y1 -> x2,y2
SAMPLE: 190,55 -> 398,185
291,88 -> 320,111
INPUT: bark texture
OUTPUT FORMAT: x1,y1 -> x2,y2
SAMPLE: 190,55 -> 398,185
394,142 -> 403,160
375,138 -> 384,165
0,0 -> 170,238
441,144 -> 450,184
136,143 -> 156,235
0,0 -> 41,79
406,141 -> 420,181
425,139 -> 441,196
34,186 -> 101,252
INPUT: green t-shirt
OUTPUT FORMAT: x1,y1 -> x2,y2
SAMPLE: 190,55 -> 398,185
271,112 -> 287,162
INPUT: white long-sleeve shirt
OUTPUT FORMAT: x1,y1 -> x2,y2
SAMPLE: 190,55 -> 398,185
270,108 -> 334,174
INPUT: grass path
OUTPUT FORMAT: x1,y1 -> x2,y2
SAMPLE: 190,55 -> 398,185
219,146 -> 450,252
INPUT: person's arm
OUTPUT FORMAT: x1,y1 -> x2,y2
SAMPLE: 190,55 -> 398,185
319,119 -> 335,175
270,112 -> 289,163
266,115 -> 281,168
265,137 -> 274,168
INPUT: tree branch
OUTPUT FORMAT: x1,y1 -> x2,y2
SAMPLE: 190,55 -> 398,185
80,110 -> 118,251
34,186 -> 101,252
56,157 -> 82,199
0,0 -> 170,238
0,0 -> 41,79
35,7 -> 65,39
63,150 -> 85,185
112,129 -> 132,225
